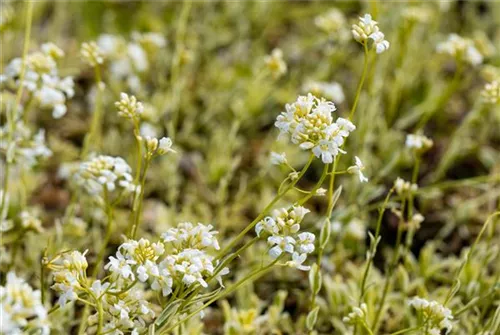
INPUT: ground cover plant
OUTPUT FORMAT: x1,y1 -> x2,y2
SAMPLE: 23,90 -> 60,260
1,1 -> 499,334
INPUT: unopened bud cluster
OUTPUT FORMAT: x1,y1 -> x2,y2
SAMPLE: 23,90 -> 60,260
352,14 -> 390,54
80,41 -> 104,67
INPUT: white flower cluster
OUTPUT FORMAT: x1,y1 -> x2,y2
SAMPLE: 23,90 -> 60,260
406,133 -> 434,151
264,48 -> 287,79
105,222 -> 227,297
343,303 -> 368,325
0,120 -> 52,167
275,93 -> 355,164
481,80 -> 499,105
49,250 -> 89,306
394,177 -> 418,196
315,8 -> 347,36
1,43 -> 74,118
408,297 -> 453,334
73,155 -> 137,199
115,92 -> 144,121
96,32 -> 166,92
256,206 -> 315,271
144,136 -> 175,157
0,272 -> 49,335
80,41 -> 104,67
303,81 -> 345,103
437,34 -> 483,66
352,14 -> 390,54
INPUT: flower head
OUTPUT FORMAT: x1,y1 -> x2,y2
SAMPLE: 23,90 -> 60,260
347,156 -> 368,182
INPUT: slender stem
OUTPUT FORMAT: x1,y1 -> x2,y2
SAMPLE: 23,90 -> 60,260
92,202 -> 114,278
372,199 -> 407,333
348,43 -> 369,120
216,154 -> 314,259
82,65 -> 103,157
443,211 -> 500,306
96,300 -> 104,334
130,157 -> 151,238
359,188 -> 394,303
159,258 -> 280,333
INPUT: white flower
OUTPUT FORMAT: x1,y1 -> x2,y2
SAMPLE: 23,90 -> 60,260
409,297 -> 453,334
394,177 -> 418,196
90,280 -> 110,299
162,222 -> 220,251
405,134 -> 433,151
437,34 -> 483,66
303,81 -> 345,103
343,303 -> 368,325
105,251 -> 137,281
296,232 -> 315,254
264,48 -> 287,78
270,152 -> 287,165
158,137 -> 175,155
115,92 -> 144,120
352,14 -> 390,54
481,80 -> 500,105
268,235 -> 296,258
285,252 -> 310,271
347,156 -> 368,182
255,217 -> 279,237
81,41 -> 104,66
0,272 -> 49,333
276,94 -> 355,164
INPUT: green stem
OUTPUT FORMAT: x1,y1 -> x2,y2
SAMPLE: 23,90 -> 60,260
82,65 -> 103,157
372,199 -> 407,333
130,156 -> 151,238
159,258 -> 280,333
349,43 -> 369,120
216,154 -> 314,259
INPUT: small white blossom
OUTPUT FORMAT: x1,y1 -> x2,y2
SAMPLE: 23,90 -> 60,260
264,48 -> 287,79
409,297 -> 453,334
406,133 -> 434,151
437,34 -> 483,66
347,156 -> 368,182
285,252 -> 310,271
270,152 -> 287,165
352,14 -> 390,54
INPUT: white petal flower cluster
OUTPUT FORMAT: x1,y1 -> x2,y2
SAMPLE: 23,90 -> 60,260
1,43 -> 74,118
80,41 -> 104,67
437,34 -> 483,66
264,49 -> 287,79
0,120 -> 52,167
49,250 -> 89,306
408,297 -> 453,334
105,222 -> 227,298
405,133 -> 434,151
144,136 -> 175,157
96,32 -> 166,92
315,8 -> 347,35
275,93 -> 355,164
270,151 -> 287,166
255,205 -> 315,271
352,14 -> 390,54
0,272 -> 49,335
91,285 -> 155,335
394,177 -> 418,196
481,80 -> 499,105
73,155 -> 137,198
115,92 -> 144,121
303,81 -> 345,103
343,303 -> 368,325
347,156 -> 368,182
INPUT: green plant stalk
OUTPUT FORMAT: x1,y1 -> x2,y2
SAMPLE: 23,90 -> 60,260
359,188 -> 395,303
372,199 -> 407,334
0,1 -> 33,217
81,65 -> 103,157
78,195 -> 114,335
158,258 -> 281,333
216,154 -> 314,259
443,211 -> 500,306
168,0 -> 193,140
130,156 -> 151,238
403,155 -> 420,264
349,43 -> 369,120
